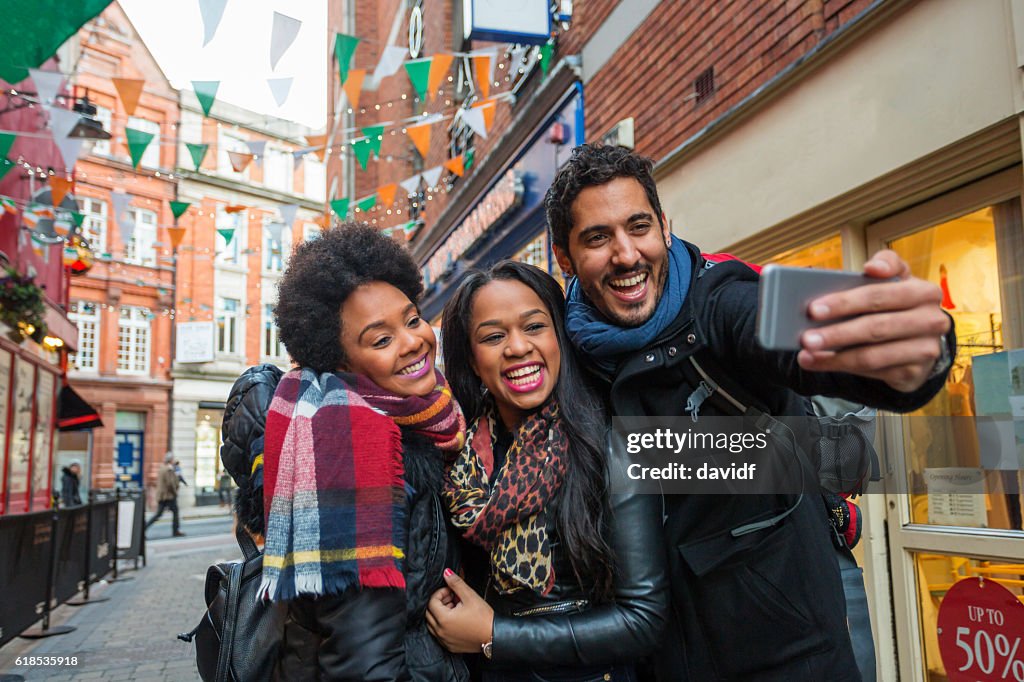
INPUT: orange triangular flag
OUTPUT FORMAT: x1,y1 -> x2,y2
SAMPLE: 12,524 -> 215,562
49,176 -> 73,207
407,122 -> 431,158
305,134 -> 328,162
427,53 -> 454,101
167,226 -> 187,250
225,204 -> 247,214
343,69 -> 366,109
112,77 -> 145,116
377,183 -> 397,207
472,55 -> 491,99
443,155 -> 464,177
473,100 -> 497,133
315,214 -> 331,228
227,151 -> 254,173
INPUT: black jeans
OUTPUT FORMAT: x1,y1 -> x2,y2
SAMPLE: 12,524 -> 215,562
145,498 -> 180,533
483,663 -> 637,682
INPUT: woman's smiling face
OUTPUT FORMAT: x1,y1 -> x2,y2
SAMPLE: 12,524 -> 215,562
468,279 -> 561,429
338,281 -> 437,397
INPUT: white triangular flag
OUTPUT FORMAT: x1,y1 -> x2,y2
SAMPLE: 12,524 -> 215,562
270,12 -> 302,70
246,140 -> 267,166
198,0 -> 228,46
266,221 -> 285,245
111,191 -> 135,246
267,77 -> 293,107
30,69 -> 65,105
421,166 -> 443,189
368,46 -> 409,90
400,174 -> 422,195
461,107 -> 488,139
45,106 -> 85,170
279,203 -> 299,226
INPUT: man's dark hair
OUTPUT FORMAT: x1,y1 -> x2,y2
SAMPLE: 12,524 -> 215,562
275,223 -> 423,373
545,144 -> 664,252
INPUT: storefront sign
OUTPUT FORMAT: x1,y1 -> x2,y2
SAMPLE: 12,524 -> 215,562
423,169 -> 523,285
175,321 -> 215,363
924,468 -> 988,527
463,0 -> 551,45
938,577 -> 1024,681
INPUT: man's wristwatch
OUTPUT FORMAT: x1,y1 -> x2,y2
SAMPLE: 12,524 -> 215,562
481,640 -> 493,659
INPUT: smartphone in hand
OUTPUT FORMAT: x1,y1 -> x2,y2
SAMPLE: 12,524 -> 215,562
756,265 -> 889,351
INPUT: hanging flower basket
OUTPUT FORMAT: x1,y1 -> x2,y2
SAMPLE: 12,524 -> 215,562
0,265 -> 48,343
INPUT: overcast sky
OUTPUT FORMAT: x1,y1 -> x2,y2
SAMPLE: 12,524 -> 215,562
120,0 -> 327,130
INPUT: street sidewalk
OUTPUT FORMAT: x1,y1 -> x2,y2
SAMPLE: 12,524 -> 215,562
0,534 -> 238,681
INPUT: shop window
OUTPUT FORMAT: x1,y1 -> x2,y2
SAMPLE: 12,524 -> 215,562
216,297 -> 241,355
31,370 -> 55,507
124,207 -> 157,266
68,301 -> 100,372
769,234 -> 843,269
7,357 -> 35,511
117,307 -> 151,375
194,408 -> 224,494
262,220 -> 288,273
514,234 -> 548,270
126,116 -> 161,169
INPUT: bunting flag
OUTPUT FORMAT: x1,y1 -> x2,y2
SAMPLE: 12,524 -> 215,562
169,200 -> 191,220
266,221 -> 285,244
246,140 -> 267,167
305,134 -> 328,162
217,228 -> 236,245
355,194 -> 376,213
314,214 -> 331,228
465,148 -> 475,171
270,12 -> 302,70
279,203 -> 298,226
0,159 -> 11,183
125,127 -> 155,168
110,191 -> 132,236
371,46 -> 408,85
119,212 -> 137,247
186,142 -> 209,169
540,42 -> 554,76
443,155 -> 464,177
0,132 -> 16,159
267,77 -> 293,107
30,69 -> 65,105
45,105 -> 85,170
427,53 -> 454,101
227,151 -> 254,173
461,106 -> 488,139
199,0 -> 228,46
421,165 -> 443,188
406,122 -> 431,158
1,197 -> 17,214
352,138 -> 373,170
473,53 -> 492,99
167,226 -> 187,250
510,45 -> 530,70
474,99 -> 497,132
342,69 -> 366,108
49,177 -> 73,206
192,80 -> 220,117
400,174 -> 422,195
377,183 -> 397,207
225,204 -> 247,214
362,125 -> 385,157
330,197 -> 349,218
404,58 -> 432,100
69,210 -> 85,227
112,77 -> 145,116
334,33 -> 360,85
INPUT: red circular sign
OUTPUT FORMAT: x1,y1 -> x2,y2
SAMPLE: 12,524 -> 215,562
938,577 -> 1024,681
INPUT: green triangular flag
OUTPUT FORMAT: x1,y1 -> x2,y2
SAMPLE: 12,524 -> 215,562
217,228 -> 236,245
125,127 -> 155,168
404,58 -> 432,100
352,138 -> 373,171
0,132 -> 15,159
330,198 -> 350,218
69,211 -> 85,227
192,80 -> 220,117
0,158 -> 12,183
186,142 -> 209,170
361,125 -> 385,158
334,33 -> 360,85
169,201 -> 191,220
464,148 -> 474,171
539,42 -> 553,77
356,194 -> 376,213
0,0 -> 109,84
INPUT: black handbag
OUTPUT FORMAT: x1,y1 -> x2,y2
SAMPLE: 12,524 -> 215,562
179,525 -> 287,682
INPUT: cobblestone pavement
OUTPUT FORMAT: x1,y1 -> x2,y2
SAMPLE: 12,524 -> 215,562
0,533 -> 238,681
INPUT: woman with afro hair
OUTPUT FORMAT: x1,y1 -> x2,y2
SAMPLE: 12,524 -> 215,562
224,223 -> 469,681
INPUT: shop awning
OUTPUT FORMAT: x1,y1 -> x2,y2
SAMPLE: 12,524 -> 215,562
57,385 -> 102,431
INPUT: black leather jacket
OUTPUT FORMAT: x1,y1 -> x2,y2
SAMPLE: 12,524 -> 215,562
221,366 -> 468,682
485,435 -> 669,670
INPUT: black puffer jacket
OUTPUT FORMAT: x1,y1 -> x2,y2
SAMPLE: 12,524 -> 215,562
220,366 -> 468,682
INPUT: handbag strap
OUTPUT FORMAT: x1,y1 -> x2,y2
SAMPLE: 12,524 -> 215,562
215,561 -> 244,682
235,523 -> 259,561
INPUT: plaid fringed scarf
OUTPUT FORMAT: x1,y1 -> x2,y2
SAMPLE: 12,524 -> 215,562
259,367 -> 465,602
444,400 -> 567,595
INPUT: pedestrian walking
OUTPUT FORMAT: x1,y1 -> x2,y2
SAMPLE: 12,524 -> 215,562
60,460 -> 83,507
145,451 -> 185,537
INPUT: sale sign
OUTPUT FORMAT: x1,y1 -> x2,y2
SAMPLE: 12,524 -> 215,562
938,578 -> 1024,681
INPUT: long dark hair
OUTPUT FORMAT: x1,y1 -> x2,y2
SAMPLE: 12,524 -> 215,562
441,260 -> 615,600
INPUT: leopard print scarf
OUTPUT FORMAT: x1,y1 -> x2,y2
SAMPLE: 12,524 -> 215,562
444,399 -> 567,595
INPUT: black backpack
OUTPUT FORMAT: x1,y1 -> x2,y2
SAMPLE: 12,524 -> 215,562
179,525 -> 287,682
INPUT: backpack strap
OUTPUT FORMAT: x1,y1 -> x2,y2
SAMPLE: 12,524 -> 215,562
236,523 -> 259,561
215,561 -> 244,682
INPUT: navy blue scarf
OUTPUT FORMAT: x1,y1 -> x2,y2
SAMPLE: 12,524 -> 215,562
566,235 -> 692,374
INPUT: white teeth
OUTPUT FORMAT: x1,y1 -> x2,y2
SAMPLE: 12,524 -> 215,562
610,272 -> 648,288
399,357 -> 426,375
505,365 -> 540,378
